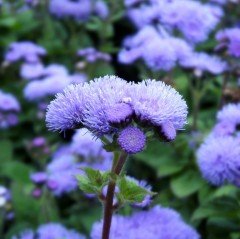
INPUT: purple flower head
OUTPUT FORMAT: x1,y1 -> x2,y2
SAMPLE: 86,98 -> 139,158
30,172 -> 47,184
77,47 -> 111,63
197,135 -> 240,186
129,80 -> 188,130
31,137 -> 46,147
211,103 -> 240,136
0,91 -> 20,129
46,155 -> 81,196
125,0 -> 221,43
105,103 -> 133,125
180,52 -> 227,74
118,26 -> 160,64
12,230 -> 34,239
24,74 -> 71,101
49,0 -> 91,20
117,126 -> 146,154
12,223 -> 86,239
94,1 -> 109,19
119,26 -> 193,70
160,0 -> 222,43
46,83 -> 88,132
43,64 -> 68,77
0,91 -> 20,112
91,205 -> 200,239
46,76 -> 187,152
160,121 -> 177,141
49,0 -> 107,20
216,28 -> 240,57
46,76 -> 131,135
20,62 -> 45,80
5,41 -> 46,63
142,38 -> 177,71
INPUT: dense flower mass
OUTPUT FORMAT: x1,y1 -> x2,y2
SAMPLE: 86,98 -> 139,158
5,42 -> 46,63
23,63 -> 87,101
180,52 -> 227,74
125,0 -> 222,43
216,28 -> 240,57
197,136 -> 240,186
77,47 -> 111,62
120,0 -> 224,71
197,103 -> 240,187
118,26 -> 193,71
0,90 -> 20,128
91,205 -> 200,239
49,0 -> 109,20
12,223 -> 86,239
213,103 -> 240,136
46,75 -> 188,153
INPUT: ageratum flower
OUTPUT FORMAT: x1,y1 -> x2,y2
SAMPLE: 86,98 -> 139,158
180,52 -> 227,74
49,0 -> 108,20
0,90 -> 20,129
125,0 -> 222,43
12,223 -> 86,239
212,103 -> 240,136
20,62 -> 45,80
46,76 -> 187,154
5,42 -> 46,63
23,63 -> 87,101
77,47 -> 111,63
197,136 -> 240,186
91,205 -> 200,239
216,28 -> 240,57
118,26 -> 193,71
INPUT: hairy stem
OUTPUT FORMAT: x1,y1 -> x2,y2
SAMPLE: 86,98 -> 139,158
102,151 -> 128,239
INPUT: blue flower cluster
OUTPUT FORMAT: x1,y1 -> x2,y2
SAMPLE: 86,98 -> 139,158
119,0 -> 227,73
197,103 -> 240,186
46,75 -> 188,154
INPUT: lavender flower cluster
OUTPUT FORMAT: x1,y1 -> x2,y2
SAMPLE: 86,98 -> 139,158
197,103 -> 240,186
119,0 -> 227,73
0,90 -> 20,129
4,41 -> 89,120
49,0 -> 109,20
91,205 -> 200,239
46,75 -> 188,154
12,223 -> 86,239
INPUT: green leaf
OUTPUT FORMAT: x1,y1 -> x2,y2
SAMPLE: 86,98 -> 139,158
117,177 -> 154,204
76,175 -> 96,194
0,140 -> 13,162
135,141 -> 187,177
76,168 -> 110,195
170,170 -> 204,198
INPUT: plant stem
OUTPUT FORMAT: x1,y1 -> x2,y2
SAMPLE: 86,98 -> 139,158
102,151 -> 128,239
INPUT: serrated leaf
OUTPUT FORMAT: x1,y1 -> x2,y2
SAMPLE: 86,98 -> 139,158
118,177 -> 154,203
76,175 -> 96,194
